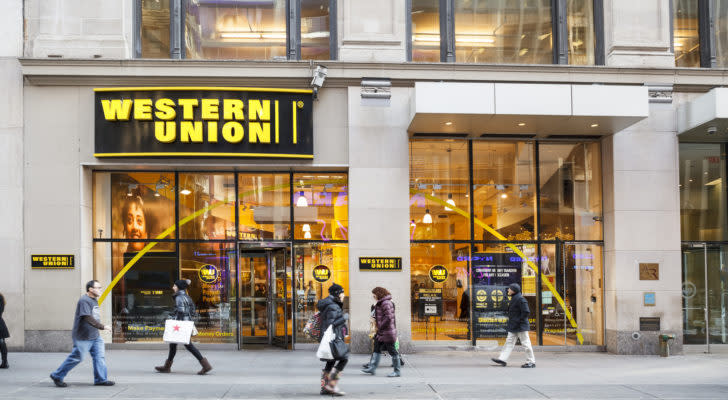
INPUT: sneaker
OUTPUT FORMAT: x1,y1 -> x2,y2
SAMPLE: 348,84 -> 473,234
521,362 -> 536,368
94,381 -> 115,386
50,374 -> 67,388
491,358 -> 506,366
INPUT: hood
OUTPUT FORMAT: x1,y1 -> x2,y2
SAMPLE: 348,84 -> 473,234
377,294 -> 392,304
508,283 -> 521,295
317,295 -> 337,312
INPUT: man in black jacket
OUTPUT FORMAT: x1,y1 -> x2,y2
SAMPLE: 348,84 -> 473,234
491,283 -> 536,368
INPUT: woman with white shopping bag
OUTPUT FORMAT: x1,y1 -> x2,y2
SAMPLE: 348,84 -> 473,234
154,279 -> 212,375
316,283 -> 349,396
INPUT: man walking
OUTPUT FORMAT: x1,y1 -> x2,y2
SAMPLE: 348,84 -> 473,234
50,280 -> 114,387
491,283 -> 536,368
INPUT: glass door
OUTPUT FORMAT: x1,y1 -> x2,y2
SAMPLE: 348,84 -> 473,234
270,248 -> 292,348
682,244 -> 728,346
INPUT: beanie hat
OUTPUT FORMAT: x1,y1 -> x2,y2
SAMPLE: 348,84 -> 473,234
328,283 -> 344,296
508,283 -> 521,294
175,279 -> 190,290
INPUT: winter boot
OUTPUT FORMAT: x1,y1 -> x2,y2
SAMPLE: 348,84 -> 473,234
387,355 -> 401,377
320,369 -> 331,395
325,368 -> 346,396
0,341 -> 7,369
361,352 -> 381,375
154,359 -> 173,373
197,358 -> 213,375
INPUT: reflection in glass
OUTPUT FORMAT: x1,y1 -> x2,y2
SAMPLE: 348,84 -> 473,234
180,242 -> 236,343
409,140 -> 470,241
185,0 -> 287,60
141,0 -> 170,58
293,174 -> 348,240
179,173 -> 236,240
294,243 -> 349,343
539,142 -> 602,241
454,0 -> 552,64
238,174 -> 291,241
472,141 -> 536,241
411,0 -> 440,62
301,0 -> 331,60
718,1 -> 728,67
674,0 -> 700,67
567,0 -> 595,65
680,245 -> 728,345
679,143 -> 728,241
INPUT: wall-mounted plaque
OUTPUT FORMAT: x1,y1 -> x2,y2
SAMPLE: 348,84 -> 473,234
31,255 -> 75,269
639,263 -> 659,280
643,292 -> 656,307
639,317 -> 660,331
359,257 -> 402,271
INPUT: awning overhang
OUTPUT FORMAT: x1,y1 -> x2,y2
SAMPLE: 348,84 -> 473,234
677,88 -> 728,142
408,82 -> 649,137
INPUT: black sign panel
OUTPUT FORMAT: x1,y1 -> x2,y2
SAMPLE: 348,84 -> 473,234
471,253 -> 523,338
429,265 -> 449,283
313,265 -> 331,282
417,288 -> 443,317
31,254 -> 75,269
359,257 -> 402,271
94,87 -> 313,159
640,317 -> 661,331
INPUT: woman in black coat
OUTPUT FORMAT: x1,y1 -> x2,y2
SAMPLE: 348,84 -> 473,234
317,283 -> 349,396
0,292 -> 9,369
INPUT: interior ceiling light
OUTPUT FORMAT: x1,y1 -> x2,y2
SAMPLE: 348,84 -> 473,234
154,192 -> 160,197
590,123 -> 599,128
445,193 -> 456,211
517,122 -> 526,127
302,224 -> 311,232
500,193 -> 508,199
296,191 -> 308,207
423,209 -> 433,224
180,189 -> 192,195
445,121 -> 453,126
304,231 -> 312,239
410,220 -> 416,228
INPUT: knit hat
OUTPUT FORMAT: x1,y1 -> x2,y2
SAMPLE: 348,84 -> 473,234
175,279 -> 190,290
328,283 -> 344,296
508,283 -> 521,294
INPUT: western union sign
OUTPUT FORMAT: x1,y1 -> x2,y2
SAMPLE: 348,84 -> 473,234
31,255 -> 75,269
94,87 -> 313,159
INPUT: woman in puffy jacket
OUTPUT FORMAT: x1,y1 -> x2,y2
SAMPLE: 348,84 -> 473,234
154,279 -> 212,375
361,287 -> 400,377
317,283 -> 349,396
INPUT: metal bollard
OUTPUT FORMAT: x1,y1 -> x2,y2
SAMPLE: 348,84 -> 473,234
659,334 -> 676,357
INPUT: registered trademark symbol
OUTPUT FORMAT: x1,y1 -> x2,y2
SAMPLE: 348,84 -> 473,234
297,101 -> 304,108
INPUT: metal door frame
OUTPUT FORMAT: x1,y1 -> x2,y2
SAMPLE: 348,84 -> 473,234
683,243 -> 713,352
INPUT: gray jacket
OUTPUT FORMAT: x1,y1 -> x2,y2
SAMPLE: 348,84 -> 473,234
172,290 -> 195,321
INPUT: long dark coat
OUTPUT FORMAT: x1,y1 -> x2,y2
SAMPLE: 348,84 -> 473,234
374,295 -> 397,344
506,285 -> 530,333
0,297 -> 9,339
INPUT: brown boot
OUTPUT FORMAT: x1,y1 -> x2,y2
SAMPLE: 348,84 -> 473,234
320,369 -> 331,395
197,358 -> 212,375
325,368 -> 346,396
154,359 -> 172,373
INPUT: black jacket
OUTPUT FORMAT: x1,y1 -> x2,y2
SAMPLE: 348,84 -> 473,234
317,295 -> 346,339
506,284 -> 530,333
172,290 -> 195,321
0,297 -> 9,339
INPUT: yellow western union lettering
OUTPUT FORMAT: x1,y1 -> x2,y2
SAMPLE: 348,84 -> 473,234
178,99 -> 199,120
249,122 -> 271,143
134,99 -> 153,120
292,101 -> 297,144
201,99 -> 219,120
155,98 -> 176,120
101,99 -> 133,121
275,100 -> 279,143
155,121 -> 176,143
222,121 -> 244,143
207,121 -> 218,143
223,99 -> 244,120
180,121 -> 204,142
249,100 -> 270,121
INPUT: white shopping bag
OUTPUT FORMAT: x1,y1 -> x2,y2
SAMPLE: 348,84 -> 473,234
163,320 -> 195,344
316,326 -> 335,360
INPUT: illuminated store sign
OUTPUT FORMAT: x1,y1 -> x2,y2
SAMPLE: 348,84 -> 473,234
198,264 -> 219,284
359,257 -> 402,271
31,254 -> 75,269
312,265 -> 331,282
94,87 -> 313,159
428,265 -> 448,283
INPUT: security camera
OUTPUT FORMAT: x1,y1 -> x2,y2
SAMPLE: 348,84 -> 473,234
310,65 -> 327,100
707,126 -> 717,135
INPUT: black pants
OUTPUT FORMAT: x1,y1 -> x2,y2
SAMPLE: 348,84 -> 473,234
324,358 -> 347,372
167,343 -> 203,361
373,340 -> 398,357
0,338 -> 7,362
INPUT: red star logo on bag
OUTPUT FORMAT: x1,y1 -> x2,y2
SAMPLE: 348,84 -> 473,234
173,325 -> 180,332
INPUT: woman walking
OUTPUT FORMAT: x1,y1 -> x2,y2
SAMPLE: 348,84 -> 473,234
0,292 -> 9,369
318,283 -> 349,396
154,280 -> 212,375
362,287 -> 400,377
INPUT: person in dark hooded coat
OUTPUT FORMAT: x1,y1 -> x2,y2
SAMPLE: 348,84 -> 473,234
361,287 -> 400,377
0,293 -> 9,369
317,283 -> 349,396
491,283 -> 536,368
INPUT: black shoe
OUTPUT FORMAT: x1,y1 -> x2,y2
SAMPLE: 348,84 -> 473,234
50,374 -> 67,388
491,358 -> 506,366
94,381 -> 115,386
521,363 -> 536,368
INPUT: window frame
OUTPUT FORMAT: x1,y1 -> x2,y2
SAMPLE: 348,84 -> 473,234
406,0 -> 605,65
134,0 -> 338,60
671,0 -> 719,68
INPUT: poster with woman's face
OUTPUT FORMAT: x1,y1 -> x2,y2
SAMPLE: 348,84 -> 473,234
111,173 -> 175,249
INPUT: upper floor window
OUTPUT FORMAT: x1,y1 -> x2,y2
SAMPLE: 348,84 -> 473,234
137,0 -> 336,60
673,0 -> 728,67
409,0 -> 602,65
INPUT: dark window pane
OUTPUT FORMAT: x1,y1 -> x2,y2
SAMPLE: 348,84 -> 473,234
412,0 -> 440,61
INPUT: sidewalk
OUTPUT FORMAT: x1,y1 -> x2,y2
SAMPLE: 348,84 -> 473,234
0,349 -> 726,399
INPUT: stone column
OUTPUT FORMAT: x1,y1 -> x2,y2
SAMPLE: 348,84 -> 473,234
603,0 -> 675,67
338,0 -> 407,62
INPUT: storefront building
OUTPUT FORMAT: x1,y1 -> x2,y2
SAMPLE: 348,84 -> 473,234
2,0 -> 728,355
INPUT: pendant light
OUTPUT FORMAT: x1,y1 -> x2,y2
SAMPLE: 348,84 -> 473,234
296,191 -> 308,207
302,223 -> 311,232
423,209 -> 433,224
445,193 -> 456,211
304,231 -> 312,239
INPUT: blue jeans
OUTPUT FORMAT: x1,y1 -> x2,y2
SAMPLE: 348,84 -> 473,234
51,336 -> 108,384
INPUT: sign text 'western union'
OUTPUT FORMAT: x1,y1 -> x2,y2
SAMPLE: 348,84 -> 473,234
94,87 -> 313,159
31,255 -> 75,269
359,257 -> 402,271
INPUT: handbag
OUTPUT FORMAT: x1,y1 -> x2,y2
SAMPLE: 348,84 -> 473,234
330,333 -> 350,360
316,326 -> 335,360
163,320 -> 195,344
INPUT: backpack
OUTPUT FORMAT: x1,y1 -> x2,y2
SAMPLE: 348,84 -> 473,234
303,312 -> 323,341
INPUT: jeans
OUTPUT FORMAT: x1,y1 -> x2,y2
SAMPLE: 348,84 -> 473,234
51,337 -> 108,384
497,331 -> 535,364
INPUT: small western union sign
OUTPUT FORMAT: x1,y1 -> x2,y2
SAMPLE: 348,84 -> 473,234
359,257 -> 402,271
31,255 -> 75,269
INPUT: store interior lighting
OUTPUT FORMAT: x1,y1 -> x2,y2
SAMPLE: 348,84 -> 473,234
304,231 -> 312,239
423,209 -> 433,224
445,193 -> 456,211
302,224 -> 311,232
296,191 -> 308,207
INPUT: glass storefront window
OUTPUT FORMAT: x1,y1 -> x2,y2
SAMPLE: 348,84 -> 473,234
238,173 -> 291,241
410,140 -> 470,241
301,0 -> 331,60
674,0 -> 700,67
294,243 -> 349,343
179,173 -> 236,240
184,0 -> 288,60
682,244 -> 728,344
539,142 -> 602,241
472,141 -> 536,241
567,0 -> 595,65
454,0 -> 553,64
718,1 -> 728,67
141,0 -> 171,58
679,143 -> 728,241
411,0 -> 441,62
293,173 -> 348,241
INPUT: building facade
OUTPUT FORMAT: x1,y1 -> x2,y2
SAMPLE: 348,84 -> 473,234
2,0 -> 728,355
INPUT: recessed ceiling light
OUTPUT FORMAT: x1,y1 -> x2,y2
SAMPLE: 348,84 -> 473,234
445,121 -> 453,126
500,193 -> 508,199
517,122 -> 526,127
180,189 -> 192,195
590,123 -> 599,128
